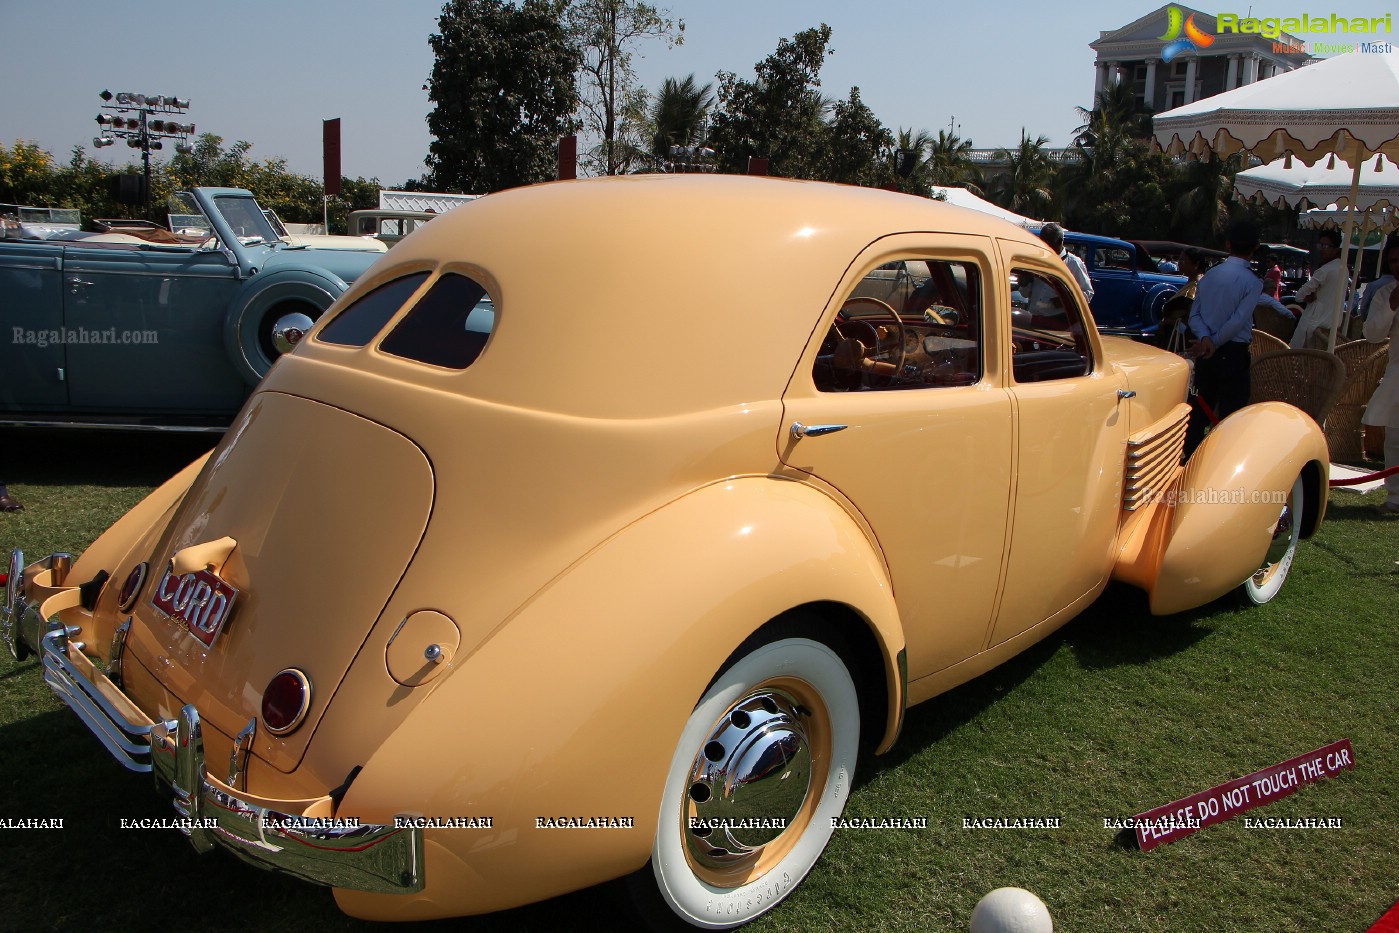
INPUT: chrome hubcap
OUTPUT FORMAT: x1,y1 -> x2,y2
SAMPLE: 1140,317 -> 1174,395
270,312 -> 315,354
1255,497 -> 1296,584
683,689 -> 812,874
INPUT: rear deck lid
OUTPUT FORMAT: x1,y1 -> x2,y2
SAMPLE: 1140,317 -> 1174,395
125,391 -> 433,772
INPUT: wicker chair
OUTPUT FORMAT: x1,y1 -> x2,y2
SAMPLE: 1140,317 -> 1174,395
1325,341 -> 1391,460
1249,331 -> 1289,361
1249,349 -> 1348,426
1253,302 -> 1297,342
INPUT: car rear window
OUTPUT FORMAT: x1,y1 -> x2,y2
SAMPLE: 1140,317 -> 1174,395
318,273 -> 430,347
379,272 -> 495,370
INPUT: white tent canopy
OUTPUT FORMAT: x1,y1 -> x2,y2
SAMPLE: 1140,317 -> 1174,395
1154,50 -> 1399,349
929,186 -> 1042,228
1153,50 -> 1399,167
1234,154 -> 1399,211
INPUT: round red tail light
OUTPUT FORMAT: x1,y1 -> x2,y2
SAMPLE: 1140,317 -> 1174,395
117,562 -> 148,612
262,669 -> 311,735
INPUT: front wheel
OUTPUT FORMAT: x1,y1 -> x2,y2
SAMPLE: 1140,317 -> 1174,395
636,635 -> 860,929
1239,475 -> 1304,605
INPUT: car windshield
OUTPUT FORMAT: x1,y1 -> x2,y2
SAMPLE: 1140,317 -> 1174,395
213,195 -> 280,245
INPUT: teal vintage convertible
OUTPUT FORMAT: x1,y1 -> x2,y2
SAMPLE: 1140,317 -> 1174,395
0,188 -> 384,430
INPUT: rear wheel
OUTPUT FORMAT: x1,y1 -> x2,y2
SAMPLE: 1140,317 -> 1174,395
1239,475 -> 1303,605
636,634 -> 860,929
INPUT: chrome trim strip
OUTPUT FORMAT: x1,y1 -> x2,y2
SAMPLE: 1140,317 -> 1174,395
108,617 -> 131,687
41,628 -> 156,772
228,719 -> 256,790
0,419 -> 228,434
2,548 -> 23,660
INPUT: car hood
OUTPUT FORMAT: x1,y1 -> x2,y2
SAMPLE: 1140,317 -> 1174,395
122,391 -> 433,774
258,243 -> 382,284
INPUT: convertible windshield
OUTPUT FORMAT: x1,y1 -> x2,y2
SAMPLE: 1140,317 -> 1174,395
213,195 -> 280,244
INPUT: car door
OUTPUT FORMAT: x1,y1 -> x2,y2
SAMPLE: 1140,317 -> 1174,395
1081,242 -> 1148,330
0,241 -> 68,409
990,239 -> 1129,647
779,235 -> 1013,680
61,241 -> 247,413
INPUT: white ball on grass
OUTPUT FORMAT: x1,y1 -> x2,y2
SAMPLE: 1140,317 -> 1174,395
969,887 -> 1053,933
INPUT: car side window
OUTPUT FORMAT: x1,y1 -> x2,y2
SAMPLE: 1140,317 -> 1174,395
379,272 -> 496,370
1104,247 -> 1134,270
813,258 -> 982,392
318,272 -> 431,347
1009,267 -> 1092,383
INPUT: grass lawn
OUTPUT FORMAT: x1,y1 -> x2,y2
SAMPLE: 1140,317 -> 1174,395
1,430 -> 1396,932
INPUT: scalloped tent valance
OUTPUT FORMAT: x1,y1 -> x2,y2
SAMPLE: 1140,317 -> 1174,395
1234,154 -> 1399,211
1153,51 -> 1399,166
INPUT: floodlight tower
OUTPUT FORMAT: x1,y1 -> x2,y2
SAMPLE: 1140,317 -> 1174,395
93,90 -> 195,218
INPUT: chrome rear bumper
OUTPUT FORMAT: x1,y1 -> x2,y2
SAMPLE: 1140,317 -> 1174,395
3,549 -> 424,894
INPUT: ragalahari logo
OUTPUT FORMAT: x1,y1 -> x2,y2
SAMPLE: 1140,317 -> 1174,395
1160,6 -> 1216,61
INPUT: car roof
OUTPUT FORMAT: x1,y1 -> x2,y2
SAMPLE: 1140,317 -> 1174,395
321,176 -> 1053,418
1063,231 -> 1135,250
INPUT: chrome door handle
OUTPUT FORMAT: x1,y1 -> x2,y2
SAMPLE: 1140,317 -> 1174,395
790,422 -> 848,439
1117,389 -> 1137,399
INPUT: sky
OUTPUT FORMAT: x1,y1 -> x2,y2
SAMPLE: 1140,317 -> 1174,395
1,0 -> 1394,188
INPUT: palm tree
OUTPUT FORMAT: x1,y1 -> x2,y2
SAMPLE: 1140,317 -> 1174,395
889,127 -> 935,195
650,75 -> 714,166
1073,80 -> 1152,147
928,129 -> 978,189
990,130 -> 1055,218
1173,153 -> 1241,243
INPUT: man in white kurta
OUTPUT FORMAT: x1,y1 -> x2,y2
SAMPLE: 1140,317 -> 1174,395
1361,241 -> 1399,514
1290,233 -> 1344,348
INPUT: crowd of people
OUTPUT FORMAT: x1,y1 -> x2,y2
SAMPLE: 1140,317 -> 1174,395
1167,226 -> 1399,517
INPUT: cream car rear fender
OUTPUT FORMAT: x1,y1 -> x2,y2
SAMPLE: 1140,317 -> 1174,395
333,476 -> 905,922
56,452 -> 212,648
1125,402 -> 1327,615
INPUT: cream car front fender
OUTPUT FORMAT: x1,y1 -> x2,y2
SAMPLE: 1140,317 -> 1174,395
1118,402 -> 1327,615
333,475 -> 905,921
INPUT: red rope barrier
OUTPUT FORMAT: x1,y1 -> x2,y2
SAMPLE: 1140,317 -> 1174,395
1330,464 -> 1399,487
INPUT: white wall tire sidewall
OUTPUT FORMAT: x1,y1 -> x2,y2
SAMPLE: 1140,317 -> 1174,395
651,637 -> 859,930
1243,476 -> 1303,605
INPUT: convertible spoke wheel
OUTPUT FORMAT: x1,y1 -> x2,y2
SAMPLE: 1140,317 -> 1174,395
646,636 -> 859,929
1240,475 -> 1303,606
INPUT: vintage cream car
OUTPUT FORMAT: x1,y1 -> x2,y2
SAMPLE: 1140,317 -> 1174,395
3,177 -> 1328,929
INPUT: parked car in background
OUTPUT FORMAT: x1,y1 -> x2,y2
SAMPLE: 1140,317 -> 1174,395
1064,231 -> 1188,335
0,187 -> 383,430
348,208 -> 440,247
4,177 -> 1327,929
263,209 -> 387,253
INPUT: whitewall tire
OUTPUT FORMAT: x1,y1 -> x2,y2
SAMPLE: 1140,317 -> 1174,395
645,635 -> 860,929
1240,475 -> 1304,605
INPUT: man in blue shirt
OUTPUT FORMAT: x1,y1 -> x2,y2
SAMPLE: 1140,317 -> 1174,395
1184,220 -> 1264,457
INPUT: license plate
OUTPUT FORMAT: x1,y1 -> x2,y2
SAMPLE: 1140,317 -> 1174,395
151,566 -> 240,647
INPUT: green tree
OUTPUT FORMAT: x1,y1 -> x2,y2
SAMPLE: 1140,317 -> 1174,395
1170,153 -> 1242,245
927,128 -> 977,189
709,25 -> 834,177
889,128 -> 936,196
819,87 -> 893,187
424,0 -> 581,192
649,74 -> 714,166
989,130 -> 1055,218
565,0 -> 683,175
0,140 -> 58,205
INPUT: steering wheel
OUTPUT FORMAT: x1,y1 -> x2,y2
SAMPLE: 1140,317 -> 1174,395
839,296 -> 906,382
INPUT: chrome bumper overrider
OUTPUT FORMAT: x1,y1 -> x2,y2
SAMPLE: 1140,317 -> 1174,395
3,549 -> 424,894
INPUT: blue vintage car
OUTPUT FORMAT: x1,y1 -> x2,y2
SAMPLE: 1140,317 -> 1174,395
1063,232 -> 1187,336
0,188 -> 383,430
